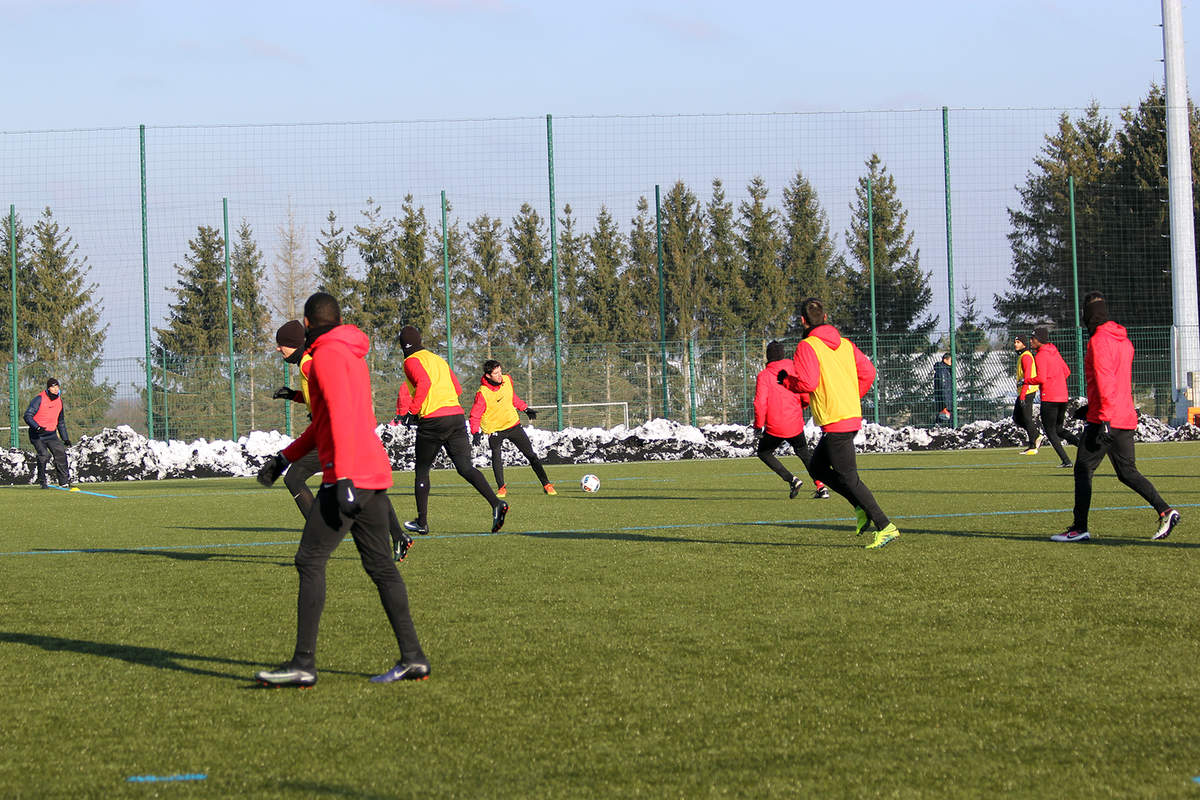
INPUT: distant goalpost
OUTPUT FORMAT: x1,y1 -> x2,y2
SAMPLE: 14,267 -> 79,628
527,402 -> 630,429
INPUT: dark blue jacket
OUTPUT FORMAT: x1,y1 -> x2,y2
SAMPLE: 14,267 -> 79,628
23,392 -> 69,442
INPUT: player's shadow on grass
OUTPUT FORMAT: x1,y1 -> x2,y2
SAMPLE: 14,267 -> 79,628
897,525 -> 1200,548
170,525 -> 296,534
516,529 -> 843,548
0,631 -> 369,682
31,547 -> 294,566
277,781 -> 398,800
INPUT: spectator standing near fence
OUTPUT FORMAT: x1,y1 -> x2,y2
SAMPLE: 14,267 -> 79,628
468,359 -> 555,498
787,298 -> 899,549
932,352 -> 953,426
1013,334 -> 1043,455
254,292 -> 428,686
24,378 -> 73,490
393,326 -> 508,536
1026,326 -> 1078,468
1051,292 -> 1180,543
753,340 -> 828,499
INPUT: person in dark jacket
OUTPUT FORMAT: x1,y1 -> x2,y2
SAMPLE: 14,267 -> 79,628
931,353 -> 952,425
24,378 -> 73,490
753,341 -> 828,499
1051,293 -> 1180,543
1026,326 -> 1078,468
254,293 -> 428,687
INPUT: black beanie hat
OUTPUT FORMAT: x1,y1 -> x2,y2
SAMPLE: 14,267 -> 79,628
275,320 -> 306,349
1083,292 -> 1108,331
765,341 -> 786,363
1013,333 -> 1026,346
400,326 -> 423,357
46,378 -> 59,389
1032,325 -> 1051,344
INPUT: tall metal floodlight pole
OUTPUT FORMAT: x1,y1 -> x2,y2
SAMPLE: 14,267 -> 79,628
1163,0 -> 1200,422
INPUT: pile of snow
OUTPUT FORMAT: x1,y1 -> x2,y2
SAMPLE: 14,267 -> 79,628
1,412 -> 1197,486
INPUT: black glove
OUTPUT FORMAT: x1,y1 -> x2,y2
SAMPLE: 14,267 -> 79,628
1098,421 -> 1113,445
472,432 -> 483,447
273,386 -> 295,400
1072,404 -> 1089,421
753,427 -> 763,436
400,413 -> 418,428
776,370 -> 789,385
335,478 -> 361,517
61,437 -> 71,446
257,453 -> 288,487
29,425 -> 43,437
524,408 -> 538,420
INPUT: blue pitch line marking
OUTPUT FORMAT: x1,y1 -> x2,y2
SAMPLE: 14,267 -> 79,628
4,503 -> 1200,558
127,773 -> 206,783
48,485 -> 118,498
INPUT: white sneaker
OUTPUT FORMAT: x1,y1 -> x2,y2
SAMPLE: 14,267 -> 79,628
1153,509 -> 1180,541
1050,528 -> 1090,543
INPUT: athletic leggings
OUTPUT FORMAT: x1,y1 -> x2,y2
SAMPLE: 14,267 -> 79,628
414,414 -> 499,526
1039,401 -> 1079,464
285,448 -> 405,544
1073,424 -> 1168,531
807,431 -> 889,530
488,424 -> 549,488
291,486 -> 424,670
756,431 -> 813,484
1013,397 -> 1039,448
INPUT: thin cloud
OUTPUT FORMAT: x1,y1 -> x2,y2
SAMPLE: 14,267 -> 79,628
645,12 -> 722,42
240,37 -> 307,67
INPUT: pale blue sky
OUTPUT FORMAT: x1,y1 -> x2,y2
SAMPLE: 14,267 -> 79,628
1,0 -> 1195,128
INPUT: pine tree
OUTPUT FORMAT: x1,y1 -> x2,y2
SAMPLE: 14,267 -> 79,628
156,224 -> 228,357
270,201 -> 313,325
844,154 -> 936,421
231,220 -> 269,353
739,176 -> 786,339
22,207 -> 114,432
702,179 -> 748,339
558,204 -> 586,342
953,290 -> 992,422
660,181 -> 707,342
779,169 -> 845,336
463,213 -> 510,358
315,210 -> 359,324
0,211 -> 30,358
620,196 -> 659,343
394,195 -> 435,339
426,197 -> 466,359
505,203 -> 551,395
995,105 -> 1114,329
355,198 -> 400,347
578,205 -> 625,344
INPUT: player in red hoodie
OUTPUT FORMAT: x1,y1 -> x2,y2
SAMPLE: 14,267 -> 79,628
753,340 -> 827,499
254,293 -> 428,687
787,298 -> 899,549
1051,292 -> 1180,543
1026,325 -> 1079,468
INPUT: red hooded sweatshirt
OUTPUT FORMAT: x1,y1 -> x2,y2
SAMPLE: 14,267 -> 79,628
1027,342 -> 1071,403
282,324 -> 393,489
1083,320 -> 1138,430
791,324 -> 875,433
753,359 -> 809,438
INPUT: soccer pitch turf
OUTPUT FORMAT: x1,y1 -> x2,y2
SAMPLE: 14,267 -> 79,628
3,444 -> 1199,798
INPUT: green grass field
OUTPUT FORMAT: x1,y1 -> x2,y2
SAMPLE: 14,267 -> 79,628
3,444 -> 1199,798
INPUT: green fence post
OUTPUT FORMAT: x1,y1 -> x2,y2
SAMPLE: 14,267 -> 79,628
283,358 -> 292,438
740,332 -> 748,423
943,107 -> 958,428
1069,176 -> 1084,397
655,185 -> 669,420
867,178 -> 880,424
8,205 -> 17,448
140,124 -> 154,439
222,198 -> 238,440
440,190 -> 454,373
161,345 -> 169,441
687,338 -> 698,427
546,114 -> 564,431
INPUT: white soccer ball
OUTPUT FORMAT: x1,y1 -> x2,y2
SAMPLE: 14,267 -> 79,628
580,474 -> 600,493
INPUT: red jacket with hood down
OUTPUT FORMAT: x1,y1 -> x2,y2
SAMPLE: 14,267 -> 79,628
753,359 -> 809,438
282,324 -> 393,489
1027,342 -> 1071,403
1083,321 -> 1138,429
